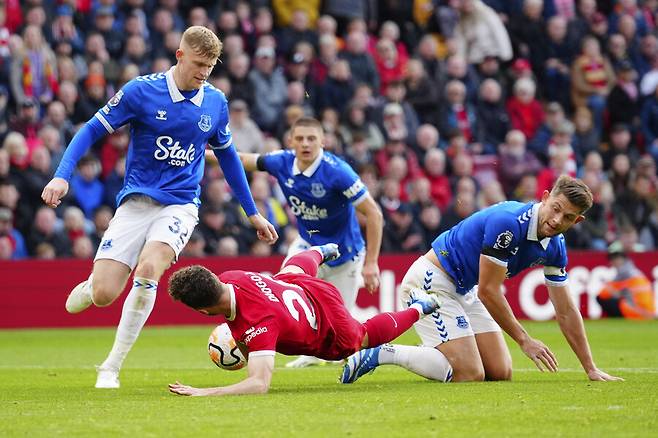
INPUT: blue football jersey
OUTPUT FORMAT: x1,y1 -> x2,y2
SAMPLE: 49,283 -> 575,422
261,150 -> 367,266
95,68 -> 233,207
432,202 -> 569,294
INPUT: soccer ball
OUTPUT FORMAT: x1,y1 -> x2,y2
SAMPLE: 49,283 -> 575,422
208,323 -> 246,371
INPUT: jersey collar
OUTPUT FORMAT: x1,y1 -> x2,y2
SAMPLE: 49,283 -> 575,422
165,67 -> 205,107
527,202 -> 551,250
292,150 -> 324,176
226,283 -> 236,321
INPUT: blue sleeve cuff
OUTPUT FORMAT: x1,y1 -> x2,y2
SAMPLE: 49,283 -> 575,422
213,145 -> 258,217
54,117 -> 107,181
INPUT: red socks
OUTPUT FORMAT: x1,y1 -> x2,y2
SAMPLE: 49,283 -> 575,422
282,250 -> 324,277
362,308 -> 420,347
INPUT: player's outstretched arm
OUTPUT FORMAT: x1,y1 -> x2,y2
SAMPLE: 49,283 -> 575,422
238,152 -> 260,172
548,285 -> 624,381
168,355 -> 275,396
355,194 -> 383,292
478,255 -> 558,372
41,118 -> 107,208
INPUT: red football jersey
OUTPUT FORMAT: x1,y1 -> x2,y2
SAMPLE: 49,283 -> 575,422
219,270 -> 365,360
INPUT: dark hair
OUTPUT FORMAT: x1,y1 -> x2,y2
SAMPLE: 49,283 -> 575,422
550,175 -> 593,213
168,265 -> 223,309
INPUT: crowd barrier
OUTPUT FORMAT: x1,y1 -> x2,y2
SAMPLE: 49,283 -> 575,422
2,252 -> 657,328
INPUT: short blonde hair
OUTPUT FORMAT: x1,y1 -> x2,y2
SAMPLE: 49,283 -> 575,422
550,175 -> 593,213
181,26 -> 222,60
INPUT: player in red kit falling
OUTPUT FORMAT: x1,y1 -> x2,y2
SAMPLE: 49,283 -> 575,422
167,244 -> 444,396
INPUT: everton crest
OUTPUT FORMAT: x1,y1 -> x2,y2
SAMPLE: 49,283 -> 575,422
456,315 -> 469,329
311,183 -> 326,198
198,114 -> 212,132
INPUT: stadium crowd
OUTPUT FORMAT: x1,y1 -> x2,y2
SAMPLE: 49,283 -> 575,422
1,0 -> 658,260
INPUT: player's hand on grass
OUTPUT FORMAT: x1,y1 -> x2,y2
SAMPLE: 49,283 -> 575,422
41,177 -> 69,208
587,368 -> 624,382
169,381 -> 208,396
362,261 -> 380,293
520,337 -> 558,372
249,213 -> 279,244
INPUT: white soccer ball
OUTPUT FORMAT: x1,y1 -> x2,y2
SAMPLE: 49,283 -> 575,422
208,323 -> 247,371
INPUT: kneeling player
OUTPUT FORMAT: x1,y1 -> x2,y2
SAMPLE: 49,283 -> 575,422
167,244 -> 444,396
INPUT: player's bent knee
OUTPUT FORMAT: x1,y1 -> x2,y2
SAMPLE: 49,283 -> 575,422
486,365 -> 513,381
90,283 -> 119,307
452,364 -> 486,382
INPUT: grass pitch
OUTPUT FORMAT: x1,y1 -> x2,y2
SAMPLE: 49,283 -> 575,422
1,319 -> 657,437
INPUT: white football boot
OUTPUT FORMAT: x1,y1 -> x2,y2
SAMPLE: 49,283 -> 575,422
65,275 -> 93,314
95,366 -> 120,389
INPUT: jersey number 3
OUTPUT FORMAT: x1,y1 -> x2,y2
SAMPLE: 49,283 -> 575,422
282,289 -> 317,330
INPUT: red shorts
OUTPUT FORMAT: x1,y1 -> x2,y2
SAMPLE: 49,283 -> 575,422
276,273 -> 366,360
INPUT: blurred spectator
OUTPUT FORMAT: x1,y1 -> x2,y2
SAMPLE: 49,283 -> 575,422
440,186 -> 477,232
571,36 -> 615,136
607,60 -> 640,130
339,102 -> 385,152
477,179 -> 506,208
9,98 -> 42,152
72,235 -> 94,259
90,205 -> 113,252
411,124 -> 439,164
27,206 -> 70,257
373,38 -> 406,95
43,101 -> 75,145
497,130 -> 543,197
572,107 -> 600,164
640,82 -> 658,163
317,59 -> 354,114
275,9 -> 318,58
229,99 -> 265,154
507,77 -> 545,141
226,52 -> 255,108
439,80 -> 481,146
381,202 -> 424,253
417,203 -> 442,248
0,206 -> 26,259
217,235 -> 240,257
2,131 -> 29,170
614,174 -> 658,249
249,46 -> 287,134
339,30 -> 379,93
453,0 -> 513,64
62,206 -> 92,246
508,0 -> 546,68
310,34 -> 339,86
540,15 -> 575,110
376,81 -> 419,143
92,7 -> 123,59
20,146 -> 51,216
602,123 -> 640,169
375,137 -> 423,183
597,243 -> 656,319
476,78 -> 510,153
10,25 -> 58,107
0,178 -> 30,235
513,173 -> 539,202
70,155 -> 104,219
423,148 -> 452,212
404,58 -> 439,126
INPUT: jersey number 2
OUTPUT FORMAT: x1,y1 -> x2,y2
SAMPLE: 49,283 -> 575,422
282,289 -> 317,330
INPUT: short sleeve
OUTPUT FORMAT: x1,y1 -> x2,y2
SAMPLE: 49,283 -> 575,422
95,80 -> 138,133
544,235 -> 569,286
481,212 -> 521,267
238,317 -> 279,355
260,150 -> 288,174
334,161 -> 368,205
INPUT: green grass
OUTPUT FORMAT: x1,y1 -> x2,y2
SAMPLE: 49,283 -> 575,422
1,320 -> 657,437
